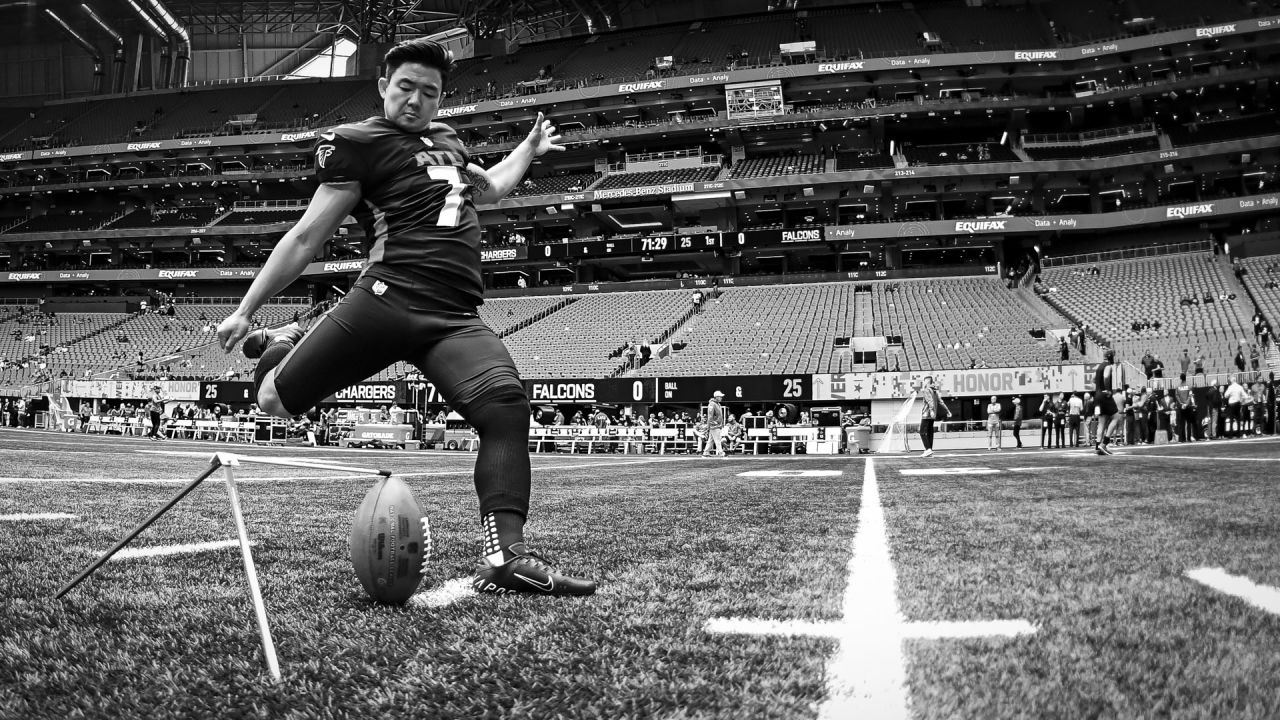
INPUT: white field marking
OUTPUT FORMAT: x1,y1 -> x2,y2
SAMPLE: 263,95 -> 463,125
705,457 -> 1037,718
0,456 -> 689,485
705,617 -> 1037,641
410,577 -> 474,609
1187,567 -> 1280,616
110,538 -> 252,561
0,512 -> 78,521
736,469 -> 844,477
1109,454 -> 1280,462
1006,466 -> 1068,472
898,467 -> 1000,476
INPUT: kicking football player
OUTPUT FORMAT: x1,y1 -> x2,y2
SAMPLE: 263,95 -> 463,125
216,38 -> 594,597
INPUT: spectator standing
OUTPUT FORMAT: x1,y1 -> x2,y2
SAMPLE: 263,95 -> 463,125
1038,394 -> 1056,449
1067,392 -> 1083,446
985,396 -> 1002,451
145,384 -> 167,441
1193,349 -> 1206,380
1178,350 -> 1191,379
1059,337 -> 1069,361
701,390 -> 726,457
1175,374 -> 1197,441
1204,383 -> 1222,439
917,376 -> 951,458
1225,376 -> 1247,437
1235,345 -> 1247,375
1011,398 -> 1024,448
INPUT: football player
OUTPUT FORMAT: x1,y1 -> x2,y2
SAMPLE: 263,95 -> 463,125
216,38 -> 595,596
1093,349 -> 1125,455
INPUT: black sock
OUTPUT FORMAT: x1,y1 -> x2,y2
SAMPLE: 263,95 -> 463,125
252,340 -> 294,399
482,511 -> 526,562
465,389 -> 532,562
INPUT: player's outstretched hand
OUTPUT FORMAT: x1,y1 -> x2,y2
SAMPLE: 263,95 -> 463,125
525,112 -> 564,156
217,313 -> 252,354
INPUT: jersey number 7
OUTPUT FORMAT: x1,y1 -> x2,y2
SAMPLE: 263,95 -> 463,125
427,166 -> 467,228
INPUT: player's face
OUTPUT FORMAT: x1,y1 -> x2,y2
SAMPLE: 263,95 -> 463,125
379,63 -> 443,133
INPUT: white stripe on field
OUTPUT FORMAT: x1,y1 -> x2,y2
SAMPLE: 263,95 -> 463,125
411,577 -> 474,609
1187,567 -> 1280,615
1110,454 -> 1280,462
898,467 -> 1000,475
819,457 -> 910,720
0,512 -> 78,521
705,617 -> 1036,641
111,539 -> 251,561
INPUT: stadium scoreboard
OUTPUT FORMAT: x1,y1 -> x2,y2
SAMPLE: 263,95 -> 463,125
535,233 -> 722,259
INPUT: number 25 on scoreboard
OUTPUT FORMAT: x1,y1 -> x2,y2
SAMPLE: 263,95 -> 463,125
782,377 -> 804,398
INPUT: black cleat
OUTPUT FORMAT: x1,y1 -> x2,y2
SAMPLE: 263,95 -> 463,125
473,543 -> 596,596
242,323 -> 305,359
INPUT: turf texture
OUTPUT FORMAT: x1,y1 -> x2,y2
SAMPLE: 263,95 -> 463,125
1,429 -> 1279,719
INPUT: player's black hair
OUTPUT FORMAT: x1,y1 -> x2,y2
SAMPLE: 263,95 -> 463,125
1104,349 -> 1115,362
383,38 -> 456,85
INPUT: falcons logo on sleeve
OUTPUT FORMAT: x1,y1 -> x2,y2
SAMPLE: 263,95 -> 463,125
316,144 -> 335,168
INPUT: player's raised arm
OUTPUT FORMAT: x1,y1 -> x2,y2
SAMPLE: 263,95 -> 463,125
468,111 -> 564,204
216,181 -> 361,352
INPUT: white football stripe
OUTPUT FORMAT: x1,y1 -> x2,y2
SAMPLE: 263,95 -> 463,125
898,467 -> 1000,475
1187,567 -> 1280,616
110,539 -> 251,561
411,577 -> 474,608
0,512 -> 78,521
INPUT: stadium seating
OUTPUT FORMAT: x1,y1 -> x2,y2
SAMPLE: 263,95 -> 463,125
728,155 -> 823,179
672,14 -> 795,71
3,211 -> 115,234
903,143 -> 1019,166
835,150 -> 894,171
503,290 -> 691,378
1039,252 -> 1254,376
551,27 -> 689,85
478,295 -> 573,336
1167,115 -> 1280,147
802,6 -> 923,58
215,208 -> 306,225
448,39 -> 582,100
109,206 -> 221,229
1040,0 -> 1125,43
636,283 -> 864,376
1238,255 -> 1280,340
1135,0 -> 1242,27
1023,137 -> 1161,160
592,167 -> 719,191
913,3 -> 1052,51
872,277 -> 1070,370
505,171 -> 602,198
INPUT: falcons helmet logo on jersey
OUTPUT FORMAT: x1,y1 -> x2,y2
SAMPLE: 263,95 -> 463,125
316,144 -> 335,169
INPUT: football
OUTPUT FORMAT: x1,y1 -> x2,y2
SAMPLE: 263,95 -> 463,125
349,476 -> 430,605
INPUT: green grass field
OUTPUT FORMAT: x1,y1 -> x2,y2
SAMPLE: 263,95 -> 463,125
2,428 -> 1279,719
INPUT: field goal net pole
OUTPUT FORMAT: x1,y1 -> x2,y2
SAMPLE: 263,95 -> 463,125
55,451 -> 394,683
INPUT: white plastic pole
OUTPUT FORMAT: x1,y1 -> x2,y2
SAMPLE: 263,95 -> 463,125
211,452 -> 390,477
222,463 -> 282,683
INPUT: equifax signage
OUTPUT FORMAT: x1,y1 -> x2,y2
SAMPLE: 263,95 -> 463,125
1196,24 -> 1237,37
1166,203 -> 1215,218
437,104 -> 479,118
954,220 -> 1008,233
1014,51 -> 1059,61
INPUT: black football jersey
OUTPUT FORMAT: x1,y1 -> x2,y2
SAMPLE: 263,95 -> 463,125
314,117 -> 483,311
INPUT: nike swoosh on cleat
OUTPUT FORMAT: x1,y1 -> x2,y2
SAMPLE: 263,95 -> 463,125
513,572 -> 555,592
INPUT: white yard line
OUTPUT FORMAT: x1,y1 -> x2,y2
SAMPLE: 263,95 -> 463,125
410,577 -> 475,609
818,457 -> 910,720
0,512 -> 78,521
704,617 -> 1036,641
1187,567 -> 1280,615
706,457 -> 1038,716
110,538 -> 252,561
